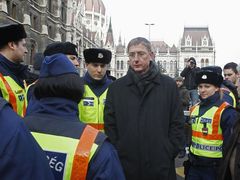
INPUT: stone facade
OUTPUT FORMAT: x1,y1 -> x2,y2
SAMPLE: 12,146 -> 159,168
179,27 -> 215,73
0,1 -> 215,78
0,0 -> 108,76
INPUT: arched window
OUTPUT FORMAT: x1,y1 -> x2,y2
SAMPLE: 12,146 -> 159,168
48,0 -> 52,13
185,35 -> 192,46
117,61 -> 120,70
30,39 -> 36,65
6,1 -> 17,19
174,61 -> 177,71
157,61 -> 160,69
163,61 -> 166,70
205,59 -> 209,66
121,60 -> 124,70
202,36 -> 208,47
201,59 -> 204,67
48,25 -> 54,39
61,1 -> 67,23
170,61 -> 173,71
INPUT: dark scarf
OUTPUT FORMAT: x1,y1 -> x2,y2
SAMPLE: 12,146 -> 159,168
128,61 -> 159,94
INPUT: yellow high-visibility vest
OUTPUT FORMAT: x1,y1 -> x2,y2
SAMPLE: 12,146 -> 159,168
221,87 -> 236,108
78,85 -> 108,131
190,102 -> 229,158
32,125 -> 100,180
0,73 -> 26,116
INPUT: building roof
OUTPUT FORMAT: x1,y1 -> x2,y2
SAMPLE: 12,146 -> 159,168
84,0 -> 106,15
170,44 -> 178,53
181,27 -> 213,46
151,41 -> 169,53
105,18 -> 114,47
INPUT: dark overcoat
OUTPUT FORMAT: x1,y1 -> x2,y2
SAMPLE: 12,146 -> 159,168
104,72 -> 185,180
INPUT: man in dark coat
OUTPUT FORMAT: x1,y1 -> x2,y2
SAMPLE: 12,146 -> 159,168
0,97 -> 54,179
180,57 -> 200,105
104,37 -> 185,180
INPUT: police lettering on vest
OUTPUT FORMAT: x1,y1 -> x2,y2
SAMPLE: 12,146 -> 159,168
190,102 -> 229,158
32,125 -> 101,180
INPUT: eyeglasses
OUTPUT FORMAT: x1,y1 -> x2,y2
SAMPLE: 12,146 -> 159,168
224,73 -> 233,77
128,51 -> 148,59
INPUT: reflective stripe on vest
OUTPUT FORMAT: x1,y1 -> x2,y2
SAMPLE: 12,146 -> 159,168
32,125 -> 99,180
221,87 -> 236,108
25,80 -> 37,107
0,73 -> 26,116
78,85 -> 108,131
190,102 -> 229,158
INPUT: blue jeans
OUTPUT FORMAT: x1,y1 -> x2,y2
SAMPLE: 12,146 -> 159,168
189,89 -> 199,105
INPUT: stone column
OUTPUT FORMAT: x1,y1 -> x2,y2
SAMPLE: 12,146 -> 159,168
0,0 -> 7,13
54,24 -> 61,41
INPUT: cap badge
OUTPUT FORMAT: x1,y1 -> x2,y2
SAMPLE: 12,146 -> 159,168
98,53 -> 103,59
201,74 -> 207,79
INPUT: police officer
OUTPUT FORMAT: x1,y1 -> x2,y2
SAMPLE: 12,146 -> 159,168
26,42 -> 80,115
23,53 -> 125,180
0,23 -> 37,116
180,57 -> 201,105
201,66 -> 238,109
0,97 -> 54,179
43,42 -> 80,68
78,48 -> 112,131
186,66 -> 238,180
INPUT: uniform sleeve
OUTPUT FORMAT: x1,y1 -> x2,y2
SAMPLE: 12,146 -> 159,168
87,141 -> 126,180
222,92 -> 234,107
0,98 -> 54,180
220,107 -> 238,151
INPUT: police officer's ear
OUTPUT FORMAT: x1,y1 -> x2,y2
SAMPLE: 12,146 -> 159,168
7,41 -> 16,50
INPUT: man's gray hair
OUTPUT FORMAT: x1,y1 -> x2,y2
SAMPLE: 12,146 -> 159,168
127,37 -> 152,53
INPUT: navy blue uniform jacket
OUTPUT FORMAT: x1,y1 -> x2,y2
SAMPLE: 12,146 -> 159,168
24,97 -> 125,180
0,97 -> 54,180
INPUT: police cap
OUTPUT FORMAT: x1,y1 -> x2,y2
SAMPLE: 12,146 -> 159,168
83,48 -> 112,64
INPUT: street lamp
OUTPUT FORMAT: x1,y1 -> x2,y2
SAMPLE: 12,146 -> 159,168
145,23 -> 155,41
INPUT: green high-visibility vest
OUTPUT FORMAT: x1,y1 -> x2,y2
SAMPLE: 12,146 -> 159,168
32,125 -> 100,180
190,102 -> 229,158
78,85 -> 108,130
0,73 -> 26,116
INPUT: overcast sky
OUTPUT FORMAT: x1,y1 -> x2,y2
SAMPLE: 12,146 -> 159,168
102,0 -> 239,67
